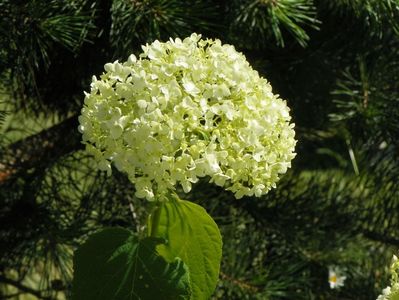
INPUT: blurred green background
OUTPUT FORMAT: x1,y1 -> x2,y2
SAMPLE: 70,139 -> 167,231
1,0 -> 399,299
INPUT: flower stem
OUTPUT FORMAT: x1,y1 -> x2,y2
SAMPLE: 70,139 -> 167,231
149,202 -> 163,237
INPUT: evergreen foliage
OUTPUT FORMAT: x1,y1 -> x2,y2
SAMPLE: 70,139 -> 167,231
1,0 -> 399,299
227,0 -> 319,48
110,0 -> 220,57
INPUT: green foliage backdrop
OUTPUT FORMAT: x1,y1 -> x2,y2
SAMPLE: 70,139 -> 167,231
1,0 -> 399,299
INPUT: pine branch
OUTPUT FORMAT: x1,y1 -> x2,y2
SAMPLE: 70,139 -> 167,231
329,49 -> 399,144
0,0 -> 96,114
362,230 -> 399,246
227,0 -> 320,49
220,271 -> 260,293
0,115 -> 82,182
0,274 -> 50,300
110,0 -> 220,57
321,0 -> 399,38
0,109 -> 6,128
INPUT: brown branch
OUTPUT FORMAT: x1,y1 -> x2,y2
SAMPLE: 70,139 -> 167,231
363,88 -> 369,108
0,274 -> 49,300
362,229 -> 399,246
2,292 -> 24,299
259,0 -> 278,7
0,115 -> 82,182
220,271 -> 260,293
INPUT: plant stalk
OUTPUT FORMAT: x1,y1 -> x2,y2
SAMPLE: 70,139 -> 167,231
149,202 -> 163,237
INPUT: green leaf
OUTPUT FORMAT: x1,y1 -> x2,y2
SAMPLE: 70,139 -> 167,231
72,227 -> 191,300
150,199 -> 223,300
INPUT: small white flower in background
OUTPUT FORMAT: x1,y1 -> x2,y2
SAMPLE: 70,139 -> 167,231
79,33 -> 297,201
328,266 -> 346,289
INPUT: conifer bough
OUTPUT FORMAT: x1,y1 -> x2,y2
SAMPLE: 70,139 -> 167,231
78,33 -> 296,200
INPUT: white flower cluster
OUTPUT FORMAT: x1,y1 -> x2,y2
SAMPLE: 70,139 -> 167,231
377,255 -> 399,300
78,33 -> 296,200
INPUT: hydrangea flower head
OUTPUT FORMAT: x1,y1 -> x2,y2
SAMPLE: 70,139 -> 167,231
78,33 -> 296,200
